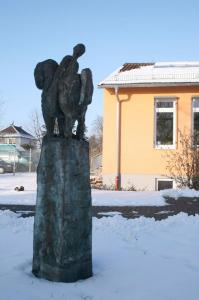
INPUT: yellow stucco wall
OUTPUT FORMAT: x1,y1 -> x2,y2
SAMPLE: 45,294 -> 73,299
102,86 -> 199,176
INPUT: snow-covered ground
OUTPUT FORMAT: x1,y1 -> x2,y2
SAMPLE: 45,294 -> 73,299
0,173 -> 199,299
1,173 -> 199,206
0,173 -> 36,206
0,210 -> 199,300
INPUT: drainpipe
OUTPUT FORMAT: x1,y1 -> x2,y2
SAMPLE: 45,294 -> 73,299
115,87 -> 121,190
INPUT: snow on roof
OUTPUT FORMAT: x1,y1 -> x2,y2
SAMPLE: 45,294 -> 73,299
98,61 -> 199,87
0,125 -> 36,139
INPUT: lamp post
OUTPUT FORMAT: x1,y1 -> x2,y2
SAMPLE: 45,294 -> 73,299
13,146 -> 16,176
29,144 -> 32,173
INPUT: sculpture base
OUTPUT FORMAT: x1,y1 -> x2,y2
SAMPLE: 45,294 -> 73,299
32,136 -> 92,282
32,259 -> 92,283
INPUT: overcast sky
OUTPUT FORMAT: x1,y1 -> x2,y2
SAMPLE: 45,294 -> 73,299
0,0 -> 199,133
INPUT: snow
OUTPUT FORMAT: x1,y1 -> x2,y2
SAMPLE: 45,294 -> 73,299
97,211 -> 122,216
99,61 -> 199,86
154,61 -> 199,68
0,173 -> 199,299
0,173 -> 167,206
1,173 -> 199,207
0,210 -> 199,300
162,187 -> 199,200
0,173 -> 36,205
92,190 -> 166,206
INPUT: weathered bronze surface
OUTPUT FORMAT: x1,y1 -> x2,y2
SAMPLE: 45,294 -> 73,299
34,43 -> 93,138
32,44 -> 93,282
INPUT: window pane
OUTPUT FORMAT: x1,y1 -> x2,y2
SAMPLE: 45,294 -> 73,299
193,99 -> 199,108
156,112 -> 173,145
158,180 -> 173,191
156,101 -> 173,108
193,112 -> 199,144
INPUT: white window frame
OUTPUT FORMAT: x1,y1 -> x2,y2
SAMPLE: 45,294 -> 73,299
154,97 -> 176,149
8,138 -> 16,144
155,178 -> 175,191
192,97 -> 199,146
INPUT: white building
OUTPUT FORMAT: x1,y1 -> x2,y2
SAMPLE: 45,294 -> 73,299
0,124 -> 37,148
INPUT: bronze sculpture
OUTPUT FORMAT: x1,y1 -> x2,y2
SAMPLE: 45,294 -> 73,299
34,43 -> 93,138
32,44 -> 93,282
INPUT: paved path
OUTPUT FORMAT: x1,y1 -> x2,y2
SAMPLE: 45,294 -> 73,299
1,197 -> 199,220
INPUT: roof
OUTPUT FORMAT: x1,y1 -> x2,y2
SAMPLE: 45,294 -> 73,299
0,125 -> 36,139
98,61 -> 199,88
119,63 -> 154,72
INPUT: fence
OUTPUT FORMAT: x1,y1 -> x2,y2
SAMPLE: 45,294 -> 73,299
0,144 -> 101,175
0,145 -> 41,173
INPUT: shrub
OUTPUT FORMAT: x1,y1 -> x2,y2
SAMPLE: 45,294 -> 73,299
165,131 -> 199,190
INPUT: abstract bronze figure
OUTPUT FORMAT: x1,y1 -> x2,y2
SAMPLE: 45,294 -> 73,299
32,44 -> 93,282
34,43 -> 93,138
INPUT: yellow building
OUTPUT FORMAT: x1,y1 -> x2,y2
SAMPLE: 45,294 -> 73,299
98,62 -> 199,190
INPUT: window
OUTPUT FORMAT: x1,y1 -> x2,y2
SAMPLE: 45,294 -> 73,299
7,138 -> 16,144
156,179 -> 173,191
192,97 -> 199,145
154,98 -> 176,148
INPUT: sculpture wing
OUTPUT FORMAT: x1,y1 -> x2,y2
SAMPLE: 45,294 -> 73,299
79,68 -> 93,106
34,59 -> 58,90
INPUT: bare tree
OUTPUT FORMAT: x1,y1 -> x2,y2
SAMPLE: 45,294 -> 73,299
92,115 -> 103,139
0,100 -> 5,129
89,115 -> 103,155
89,134 -> 99,156
27,110 -> 46,148
165,130 -> 199,190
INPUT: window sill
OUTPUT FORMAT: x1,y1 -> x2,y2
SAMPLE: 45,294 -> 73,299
155,145 -> 176,150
